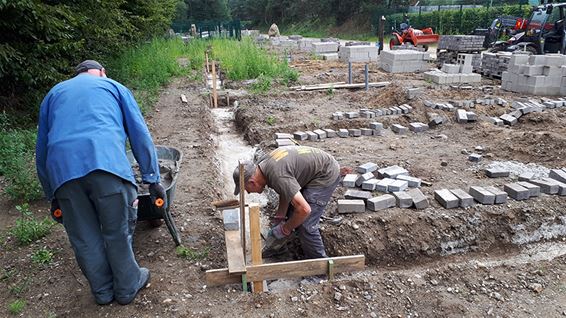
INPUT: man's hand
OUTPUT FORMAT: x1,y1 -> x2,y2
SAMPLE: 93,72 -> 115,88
269,222 -> 291,239
149,183 -> 167,206
271,214 -> 286,226
50,199 -> 63,224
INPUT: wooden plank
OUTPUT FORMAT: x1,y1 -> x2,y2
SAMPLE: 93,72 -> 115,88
180,94 -> 188,103
238,162 -> 246,264
288,81 -> 345,90
225,229 -> 246,274
291,82 -> 390,91
205,255 -> 365,287
249,203 -> 264,293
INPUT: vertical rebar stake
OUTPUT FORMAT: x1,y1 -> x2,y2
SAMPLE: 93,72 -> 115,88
348,62 -> 352,84
365,64 -> 369,91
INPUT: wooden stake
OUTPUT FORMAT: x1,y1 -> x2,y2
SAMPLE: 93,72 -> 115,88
226,91 -> 230,107
205,52 -> 210,73
212,61 -> 218,108
238,162 -> 246,264
249,203 -> 263,293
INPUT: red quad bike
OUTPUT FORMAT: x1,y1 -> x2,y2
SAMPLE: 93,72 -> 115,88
390,26 -> 440,51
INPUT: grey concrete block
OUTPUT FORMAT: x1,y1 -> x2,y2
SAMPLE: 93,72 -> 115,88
504,183 -> 530,201
223,208 -> 240,231
391,124 -> 408,134
375,178 -> 396,193
378,165 -> 409,179
456,109 -> 468,124
518,173 -> 535,181
322,129 -> 337,138
332,112 -> 344,120
367,195 -> 396,211
370,122 -> 383,130
407,188 -> 429,209
388,180 -> 408,192
357,162 -> 378,174
345,189 -> 373,201
500,114 -> 518,126
362,179 -> 380,191
337,129 -> 349,138
306,131 -> 318,141
542,177 -> 566,195
293,131 -> 308,141
275,133 -> 293,139
396,175 -> 421,188
313,129 -> 327,139
469,186 -> 496,205
549,169 -> 566,183
345,112 -> 360,119
361,128 -> 373,136
276,139 -> 295,147
528,179 -> 559,194
488,117 -> 504,126
468,153 -> 482,162
337,199 -> 366,213
516,181 -> 541,197
484,186 -> 508,204
449,189 -> 474,208
348,129 -> 362,137
393,191 -> 413,208
485,167 -> 510,178
342,174 -> 358,188
434,189 -> 459,208
356,172 -> 375,186
409,122 -> 429,133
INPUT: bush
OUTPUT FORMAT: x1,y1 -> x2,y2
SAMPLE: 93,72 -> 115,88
9,204 -> 54,246
251,74 -> 273,94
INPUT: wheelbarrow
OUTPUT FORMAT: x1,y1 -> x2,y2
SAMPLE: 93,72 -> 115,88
127,145 -> 183,246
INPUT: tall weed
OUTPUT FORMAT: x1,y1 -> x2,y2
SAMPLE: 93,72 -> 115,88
9,204 -> 54,246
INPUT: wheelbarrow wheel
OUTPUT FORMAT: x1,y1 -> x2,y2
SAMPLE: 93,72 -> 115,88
163,210 -> 182,246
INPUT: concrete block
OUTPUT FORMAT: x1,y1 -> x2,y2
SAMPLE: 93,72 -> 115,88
516,181 -> 541,197
332,112 -> 344,120
388,180 -> 408,192
528,179 -> 559,194
500,114 -> 518,126
293,131 -> 308,141
549,169 -> 566,183
223,208 -> 240,231
358,162 -> 378,174
449,189 -> 474,208
504,183 -> 530,201
313,129 -> 327,139
488,117 -> 504,126
542,177 -> 566,195
321,53 -> 339,61
337,129 -> 349,138
466,112 -> 477,122
391,124 -> 408,135
378,165 -> 409,179
361,128 -> 373,136
370,122 -> 383,130
375,178 -> 396,193
356,172 -> 375,187
456,109 -> 468,123
484,186 -> 508,204
367,195 -> 396,211
469,186 -> 495,205
344,189 -> 373,201
396,175 -> 421,188
275,133 -> 293,139
362,179 -> 380,191
276,139 -> 295,147
485,167 -> 510,178
468,153 -> 482,162
434,189 -> 459,209
348,129 -> 362,137
337,199 -> 366,213
342,174 -> 358,188
322,129 -> 337,138
509,109 -> 523,119
518,173 -> 535,181
345,112 -> 359,119
393,191 -> 413,208
409,122 -> 429,133
306,131 -> 318,141
407,188 -> 429,209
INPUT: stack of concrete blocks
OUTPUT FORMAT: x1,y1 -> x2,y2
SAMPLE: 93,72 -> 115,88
438,35 -> 484,52
298,38 -> 321,52
481,52 -> 512,78
312,42 -> 340,60
380,50 -> 430,73
274,133 -> 295,147
391,43 -> 426,52
501,54 -> 566,96
338,46 -> 379,63
424,54 -> 481,84
494,99 -> 562,126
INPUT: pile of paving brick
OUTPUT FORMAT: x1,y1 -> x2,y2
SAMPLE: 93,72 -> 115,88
489,98 -> 566,126
379,50 -> 431,73
501,54 -> 566,96
338,45 -> 379,63
438,35 -> 485,52
434,168 -> 566,208
481,52 -> 513,78
338,163 -> 429,212
332,105 -> 413,120
424,54 -> 481,84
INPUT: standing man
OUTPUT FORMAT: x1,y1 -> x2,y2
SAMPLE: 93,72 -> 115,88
233,146 -> 340,259
36,60 -> 165,305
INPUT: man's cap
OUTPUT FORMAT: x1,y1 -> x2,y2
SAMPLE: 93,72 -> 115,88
232,160 -> 257,196
74,60 -> 104,76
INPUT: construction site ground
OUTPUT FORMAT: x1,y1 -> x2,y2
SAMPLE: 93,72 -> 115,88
1,49 -> 566,318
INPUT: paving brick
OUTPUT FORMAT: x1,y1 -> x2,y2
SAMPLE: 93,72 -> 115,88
468,153 -> 482,162
356,172 -> 375,186
388,180 -> 408,192
375,178 -> 396,193
485,167 -> 510,178
504,183 -> 530,201
337,129 -> 349,138
407,188 -> 429,209
396,175 -> 421,188
306,131 -> 318,141
313,129 -> 327,139
456,109 -> 468,123
345,112 -> 360,119
348,129 -> 362,137
549,169 -> 566,183
391,124 -> 408,134
332,112 -> 344,120
518,173 -> 535,181
516,181 -> 541,197
342,174 -> 358,188
500,114 -> 518,126
293,131 -> 308,141
322,129 -> 337,138
344,189 -> 373,201
392,191 -> 413,208
469,186 -> 495,205
542,177 -> 566,195
434,189 -> 459,208
370,122 -> 383,130
449,189 -> 475,208
361,128 -> 373,136
378,165 -> 409,178
488,117 -> 504,126
528,179 -> 559,194
362,179 -> 380,191
223,208 -> 240,231
367,195 -> 396,211
357,162 -> 378,174
409,122 -> 429,133
275,133 -> 293,139
276,139 -> 295,147
484,186 -> 508,204
337,199 -> 366,213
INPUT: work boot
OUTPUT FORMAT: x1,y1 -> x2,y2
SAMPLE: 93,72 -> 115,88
116,268 -> 151,305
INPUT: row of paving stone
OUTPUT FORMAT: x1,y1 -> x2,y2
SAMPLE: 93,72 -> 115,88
332,105 -> 413,120
492,98 -> 566,126
338,166 -> 566,213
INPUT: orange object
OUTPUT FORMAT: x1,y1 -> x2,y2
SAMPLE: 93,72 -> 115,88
53,208 -> 62,218
155,198 -> 164,208
390,27 -> 439,50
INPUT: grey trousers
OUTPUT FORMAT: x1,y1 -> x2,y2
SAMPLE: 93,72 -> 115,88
55,170 -> 143,304
289,176 -> 341,259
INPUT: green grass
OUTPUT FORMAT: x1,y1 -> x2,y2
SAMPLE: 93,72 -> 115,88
9,204 -> 54,246
176,245 -> 209,261
8,299 -> 25,315
31,247 -> 54,265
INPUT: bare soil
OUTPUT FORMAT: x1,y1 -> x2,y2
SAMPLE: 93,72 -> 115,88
1,52 -> 565,318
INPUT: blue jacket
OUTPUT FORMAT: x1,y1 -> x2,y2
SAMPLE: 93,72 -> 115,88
36,73 -> 160,199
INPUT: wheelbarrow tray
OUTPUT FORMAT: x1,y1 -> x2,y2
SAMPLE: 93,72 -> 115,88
127,145 -> 183,246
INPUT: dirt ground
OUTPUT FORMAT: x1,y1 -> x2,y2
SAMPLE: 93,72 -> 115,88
1,48 -> 566,318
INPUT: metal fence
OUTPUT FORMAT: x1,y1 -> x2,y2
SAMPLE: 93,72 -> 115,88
171,20 -> 242,40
